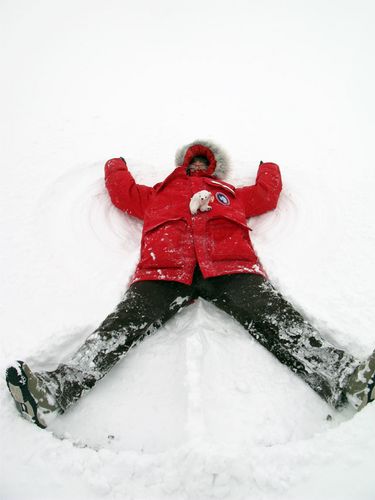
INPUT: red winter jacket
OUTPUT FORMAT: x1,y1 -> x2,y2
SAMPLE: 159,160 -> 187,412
105,140 -> 282,285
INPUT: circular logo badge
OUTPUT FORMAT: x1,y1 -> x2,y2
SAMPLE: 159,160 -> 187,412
216,192 -> 230,206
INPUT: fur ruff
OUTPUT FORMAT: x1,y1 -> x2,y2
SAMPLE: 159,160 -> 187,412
175,139 -> 230,180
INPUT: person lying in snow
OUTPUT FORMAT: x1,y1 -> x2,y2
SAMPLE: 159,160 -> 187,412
6,140 -> 375,428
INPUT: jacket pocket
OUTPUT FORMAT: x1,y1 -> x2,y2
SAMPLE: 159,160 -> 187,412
207,215 -> 253,261
140,217 -> 188,269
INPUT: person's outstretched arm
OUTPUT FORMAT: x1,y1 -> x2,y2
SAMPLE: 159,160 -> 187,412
104,157 -> 154,220
236,162 -> 282,217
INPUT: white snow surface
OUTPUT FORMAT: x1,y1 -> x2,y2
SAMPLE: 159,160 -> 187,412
1,1 -> 375,499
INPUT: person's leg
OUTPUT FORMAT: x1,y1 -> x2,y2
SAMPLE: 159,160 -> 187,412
198,272 -> 358,408
6,279 -> 193,425
54,279 -> 194,411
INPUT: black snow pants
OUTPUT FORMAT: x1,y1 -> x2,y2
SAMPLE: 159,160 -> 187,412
47,268 -> 357,412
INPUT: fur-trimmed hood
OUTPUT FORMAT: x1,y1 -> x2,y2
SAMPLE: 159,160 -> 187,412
175,140 -> 230,179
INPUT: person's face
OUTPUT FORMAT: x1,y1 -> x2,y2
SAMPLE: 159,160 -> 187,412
189,160 -> 208,172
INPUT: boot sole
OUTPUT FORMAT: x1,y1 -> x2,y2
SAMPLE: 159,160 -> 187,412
6,362 -> 47,429
350,374 -> 375,411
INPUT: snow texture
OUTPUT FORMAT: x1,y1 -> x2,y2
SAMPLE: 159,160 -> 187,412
1,0 -> 374,499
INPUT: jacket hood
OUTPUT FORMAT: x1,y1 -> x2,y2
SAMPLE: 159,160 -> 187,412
175,139 -> 230,179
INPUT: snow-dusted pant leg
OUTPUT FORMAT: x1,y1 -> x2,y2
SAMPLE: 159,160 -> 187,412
47,280 -> 193,412
200,273 -> 358,408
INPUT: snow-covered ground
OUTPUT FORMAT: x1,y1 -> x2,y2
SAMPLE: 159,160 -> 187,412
1,1 -> 374,498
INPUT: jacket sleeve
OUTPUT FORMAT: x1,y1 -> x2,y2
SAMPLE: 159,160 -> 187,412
236,162 -> 282,218
104,157 -> 153,220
